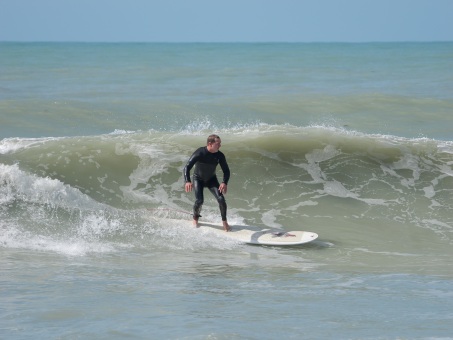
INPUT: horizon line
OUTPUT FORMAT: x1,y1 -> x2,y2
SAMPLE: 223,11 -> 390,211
1,40 -> 452,44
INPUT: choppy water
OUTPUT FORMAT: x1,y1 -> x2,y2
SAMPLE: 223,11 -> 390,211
1,42 -> 453,339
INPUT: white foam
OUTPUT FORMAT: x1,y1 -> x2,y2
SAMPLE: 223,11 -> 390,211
260,209 -> 283,229
422,219 -> 452,230
149,217 -> 241,251
296,146 -> 388,206
285,200 -> 318,211
0,163 -> 104,210
423,185 -> 436,199
109,129 -> 136,135
353,247 -> 417,257
0,137 -> 62,154
305,145 -> 341,164
0,223 -> 116,256
115,142 -> 185,204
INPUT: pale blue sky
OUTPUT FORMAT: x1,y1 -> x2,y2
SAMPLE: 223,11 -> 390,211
1,0 -> 452,42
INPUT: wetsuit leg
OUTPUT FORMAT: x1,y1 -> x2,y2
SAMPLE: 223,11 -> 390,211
207,178 -> 227,221
192,178 -> 204,219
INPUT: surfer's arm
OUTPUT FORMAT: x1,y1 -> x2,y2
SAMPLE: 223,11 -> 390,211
183,157 -> 196,192
184,148 -> 203,191
219,153 -> 230,185
183,150 -> 200,183
217,153 -> 229,194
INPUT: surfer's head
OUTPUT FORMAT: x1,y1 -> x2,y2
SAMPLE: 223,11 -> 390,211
207,134 -> 221,152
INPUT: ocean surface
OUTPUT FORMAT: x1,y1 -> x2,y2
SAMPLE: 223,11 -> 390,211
1,42 -> 453,339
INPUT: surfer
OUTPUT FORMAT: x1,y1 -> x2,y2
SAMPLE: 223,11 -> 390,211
183,134 -> 231,231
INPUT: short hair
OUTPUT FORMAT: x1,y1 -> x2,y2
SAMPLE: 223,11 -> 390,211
207,134 -> 220,144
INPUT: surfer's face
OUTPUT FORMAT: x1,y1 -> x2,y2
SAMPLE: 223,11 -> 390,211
208,138 -> 221,152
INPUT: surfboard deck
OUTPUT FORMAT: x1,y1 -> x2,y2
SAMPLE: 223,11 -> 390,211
197,221 -> 318,246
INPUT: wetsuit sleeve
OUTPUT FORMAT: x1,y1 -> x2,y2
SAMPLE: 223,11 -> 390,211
219,153 -> 230,185
183,149 -> 200,183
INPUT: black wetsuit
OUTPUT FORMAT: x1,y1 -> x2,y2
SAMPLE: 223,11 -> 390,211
183,146 -> 230,221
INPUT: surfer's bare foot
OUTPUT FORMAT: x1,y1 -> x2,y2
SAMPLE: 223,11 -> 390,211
192,219 -> 199,228
223,221 -> 230,232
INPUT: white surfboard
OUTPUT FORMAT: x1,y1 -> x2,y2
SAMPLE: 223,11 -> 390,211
198,221 -> 318,246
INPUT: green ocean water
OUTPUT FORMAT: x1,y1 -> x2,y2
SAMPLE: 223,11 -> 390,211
1,42 -> 453,339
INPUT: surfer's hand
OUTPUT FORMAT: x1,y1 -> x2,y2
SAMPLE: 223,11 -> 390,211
219,183 -> 227,194
185,182 -> 193,192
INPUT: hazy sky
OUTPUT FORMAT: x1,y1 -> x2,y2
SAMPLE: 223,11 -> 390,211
1,0 -> 452,43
